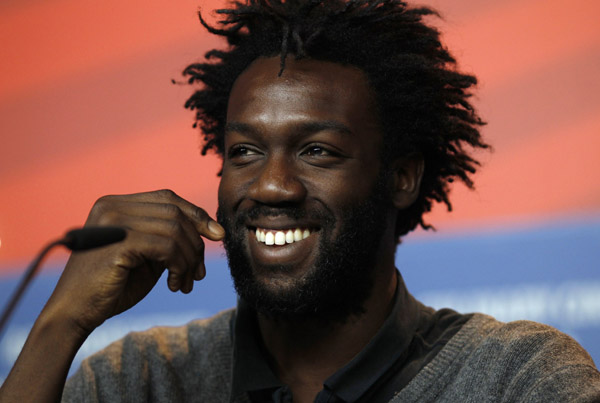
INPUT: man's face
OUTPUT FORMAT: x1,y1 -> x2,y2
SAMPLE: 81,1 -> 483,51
217,56 -> 397,321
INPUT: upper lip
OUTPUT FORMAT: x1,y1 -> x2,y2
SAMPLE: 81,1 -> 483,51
247,219 -> 320,232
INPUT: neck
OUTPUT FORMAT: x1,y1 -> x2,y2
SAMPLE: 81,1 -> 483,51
256,263 -> 398,400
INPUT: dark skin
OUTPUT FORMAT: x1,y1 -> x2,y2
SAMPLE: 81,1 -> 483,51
0,56 -> 423,403
0,190 -> 226,402
221,56 -> 423,402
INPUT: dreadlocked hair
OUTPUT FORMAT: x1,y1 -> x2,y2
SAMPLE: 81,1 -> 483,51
183,0 -> 488,240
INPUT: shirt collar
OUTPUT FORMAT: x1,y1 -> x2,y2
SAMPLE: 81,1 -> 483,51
230,299 -> 283,402
229,271 -> 421,402
323,273 -> 420,402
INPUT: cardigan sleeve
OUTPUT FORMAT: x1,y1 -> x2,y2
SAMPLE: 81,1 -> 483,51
62,309 -> 235,403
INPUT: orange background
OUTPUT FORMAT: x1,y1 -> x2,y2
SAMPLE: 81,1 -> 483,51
1,0 -> 599,272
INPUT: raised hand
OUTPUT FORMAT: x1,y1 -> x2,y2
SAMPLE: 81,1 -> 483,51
44,189 -> 225,336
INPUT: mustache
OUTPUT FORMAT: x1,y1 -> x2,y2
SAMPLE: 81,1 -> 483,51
217,204 -> 335,229
244,206 -> 308,221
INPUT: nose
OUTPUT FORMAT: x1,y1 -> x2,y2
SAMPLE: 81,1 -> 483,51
247,154 -> 307,205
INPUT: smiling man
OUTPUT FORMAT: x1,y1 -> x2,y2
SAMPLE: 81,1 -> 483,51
1,0 -> 599,402
219,57 -> 401,326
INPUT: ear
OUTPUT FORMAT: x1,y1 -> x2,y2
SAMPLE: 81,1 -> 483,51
391,155 -> 424,209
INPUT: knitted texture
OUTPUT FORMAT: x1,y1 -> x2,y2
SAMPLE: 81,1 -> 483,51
62,311 -> 600,402
62,309 -> 236,403
392,315 -> 600,402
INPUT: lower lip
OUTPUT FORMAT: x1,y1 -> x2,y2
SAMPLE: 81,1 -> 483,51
247,229 -> 319,267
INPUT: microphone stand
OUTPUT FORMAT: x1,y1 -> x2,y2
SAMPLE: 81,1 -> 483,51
0,227 -> 126,340
0,239 -> 66,338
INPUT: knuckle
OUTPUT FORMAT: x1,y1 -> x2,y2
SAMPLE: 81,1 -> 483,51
92,195 -> 112,213
165,220 -> 183,238
192,206 -> 208,221
96,210 -> 120,226
156,189 -> 176,199
160,203 -> 182,220
89,195 -> 119,224
111,251 -> 134,269
194,207 -> 208,218
163,238 -> 178,257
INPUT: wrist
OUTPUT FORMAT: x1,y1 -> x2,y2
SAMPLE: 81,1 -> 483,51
35,304 -> 93,348
0,303 -> 91,402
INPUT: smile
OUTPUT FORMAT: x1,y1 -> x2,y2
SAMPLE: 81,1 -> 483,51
247,224 -> 320,266
254,227 -> 312,246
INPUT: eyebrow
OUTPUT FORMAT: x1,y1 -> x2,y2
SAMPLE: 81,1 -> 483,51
224,122 -> 255,135
298,121 -> 353,136
224,120 -> 353,136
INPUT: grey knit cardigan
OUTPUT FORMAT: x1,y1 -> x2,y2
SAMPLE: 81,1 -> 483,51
62,309 -> 600,402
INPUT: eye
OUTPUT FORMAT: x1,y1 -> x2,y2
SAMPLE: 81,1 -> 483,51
300,143 -> 346,167
303,145 -> 331,157
229,145 -> 255,157
227,144 -> 261,164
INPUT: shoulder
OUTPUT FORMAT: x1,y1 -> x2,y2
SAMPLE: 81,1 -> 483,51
472,315 -> 600,401
62,308 -> 236,403
122,307 -> 235,357
397,314 -> 600,402
453,315 -> 600,401
87,308 -> 235,372
465,314 -> 593,365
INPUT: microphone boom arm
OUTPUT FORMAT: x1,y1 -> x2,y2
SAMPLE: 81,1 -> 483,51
0,226 -> 126,339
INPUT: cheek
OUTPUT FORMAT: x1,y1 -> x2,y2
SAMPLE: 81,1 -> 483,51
217,173 -> 241,211
308,165 -> 379,204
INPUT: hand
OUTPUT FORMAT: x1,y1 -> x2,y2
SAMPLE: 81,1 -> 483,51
43,189 -> 225,337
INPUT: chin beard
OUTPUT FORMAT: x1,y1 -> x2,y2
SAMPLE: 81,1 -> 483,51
217,175 -> 391,323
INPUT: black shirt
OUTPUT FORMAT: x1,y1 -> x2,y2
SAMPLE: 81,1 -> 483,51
230,273 -> 471,403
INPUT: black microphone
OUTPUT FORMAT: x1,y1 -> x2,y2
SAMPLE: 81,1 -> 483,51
61,226 -> 127,251
0,226 -> 127,338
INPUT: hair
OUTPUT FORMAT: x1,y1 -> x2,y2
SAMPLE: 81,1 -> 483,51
182,0 -> 489,240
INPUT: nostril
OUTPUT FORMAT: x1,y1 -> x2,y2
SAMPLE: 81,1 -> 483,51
247,163 -> 307,204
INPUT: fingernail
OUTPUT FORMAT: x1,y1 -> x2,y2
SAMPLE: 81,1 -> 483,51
183,281 -> 193,294
168,279 -> 178,292
195,262 -> 206,280
208,220 -> 225,237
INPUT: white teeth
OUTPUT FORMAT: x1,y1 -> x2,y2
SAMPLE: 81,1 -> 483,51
274,231 -> 286,245
285,230 -> 294,244
255,228 -> 312,246
265,232 -> 275,245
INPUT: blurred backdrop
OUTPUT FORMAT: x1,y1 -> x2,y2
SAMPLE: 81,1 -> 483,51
1,0 -> 599,382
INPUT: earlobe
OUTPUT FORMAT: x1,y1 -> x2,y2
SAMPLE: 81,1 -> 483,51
392,156 -> 424,209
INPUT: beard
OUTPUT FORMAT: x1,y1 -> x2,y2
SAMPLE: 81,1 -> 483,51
217,172 -> 392,323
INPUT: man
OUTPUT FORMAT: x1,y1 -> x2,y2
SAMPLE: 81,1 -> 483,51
1,0 -> 599,402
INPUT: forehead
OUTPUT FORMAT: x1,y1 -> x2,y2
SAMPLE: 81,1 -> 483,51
226,56 -> 380,133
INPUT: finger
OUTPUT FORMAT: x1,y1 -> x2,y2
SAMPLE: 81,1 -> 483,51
92,199 -> 208,263
89,191 -> 213,290
133,210 -> 207,287
105,216 -> 199,283
195,260 -> 206,281
115,231 -> 191,292
167,271 -> 184,293
122,190 -> 225,241
181,264 -> 195,294
114,210 -> 204,266
164,197 -> 224,241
